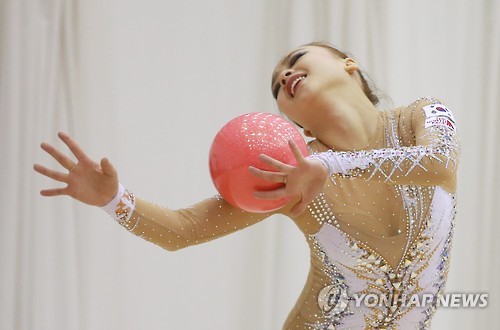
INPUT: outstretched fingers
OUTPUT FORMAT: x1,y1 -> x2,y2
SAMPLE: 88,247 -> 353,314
40,142 -> 75,170
40,187 -> 69,197
33,163 -> 68,183
258,154 -> 291,172
289,139 -> 306,164
253,186 -> 288,200
58,132 -> 88,162
34,163 -> 70,196
248,166 -> 286,183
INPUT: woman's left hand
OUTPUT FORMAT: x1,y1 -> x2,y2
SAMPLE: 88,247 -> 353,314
248,140 -> 328,217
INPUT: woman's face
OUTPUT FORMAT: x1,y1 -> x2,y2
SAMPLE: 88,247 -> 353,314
271,46 -> 358,131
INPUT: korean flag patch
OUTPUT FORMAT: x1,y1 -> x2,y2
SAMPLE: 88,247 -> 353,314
423,104 -> 455,123
424,116 -> 456,131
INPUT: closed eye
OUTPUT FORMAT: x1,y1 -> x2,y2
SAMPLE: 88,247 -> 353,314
289,51 -> 307,67
272,50 -> 308,99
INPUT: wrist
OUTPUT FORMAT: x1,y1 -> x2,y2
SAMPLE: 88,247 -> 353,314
101,183 -> 136,226
307,154 -> 333,176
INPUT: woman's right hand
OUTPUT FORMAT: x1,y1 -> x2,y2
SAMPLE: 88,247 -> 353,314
34,132 -> 119,206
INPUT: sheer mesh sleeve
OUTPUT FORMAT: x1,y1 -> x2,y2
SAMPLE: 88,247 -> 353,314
104,190 -> 274,251
308,98 -> 460,187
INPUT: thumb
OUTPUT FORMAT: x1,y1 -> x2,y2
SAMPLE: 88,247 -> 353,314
100,157 -> 117,177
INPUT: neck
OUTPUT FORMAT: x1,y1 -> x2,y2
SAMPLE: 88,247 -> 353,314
311,89 -> 383,151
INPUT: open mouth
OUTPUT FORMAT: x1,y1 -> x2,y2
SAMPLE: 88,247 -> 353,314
286,74 -> 307,97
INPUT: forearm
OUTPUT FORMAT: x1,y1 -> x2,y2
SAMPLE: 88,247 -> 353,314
102,184 -> 271,251
127,198 -> 227,251
308,128 -> 459,186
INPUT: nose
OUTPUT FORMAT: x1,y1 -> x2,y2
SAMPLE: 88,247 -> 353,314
280,70 -> 293,85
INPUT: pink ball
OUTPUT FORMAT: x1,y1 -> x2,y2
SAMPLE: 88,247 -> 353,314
209,112 -> 309,213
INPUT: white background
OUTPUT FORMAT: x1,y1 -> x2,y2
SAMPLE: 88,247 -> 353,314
1,0 -> 498,329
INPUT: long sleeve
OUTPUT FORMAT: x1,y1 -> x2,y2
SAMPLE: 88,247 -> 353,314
103,187 -> 274,251
308,98 -> 460,187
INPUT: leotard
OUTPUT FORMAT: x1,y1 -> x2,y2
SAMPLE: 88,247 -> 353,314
105,97 -> 459,329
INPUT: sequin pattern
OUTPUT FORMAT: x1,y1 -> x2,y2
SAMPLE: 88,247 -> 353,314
303,98 -> 459,329
308,188 -> 456,329
308,98 -> 460,183
104,98 -> 459,330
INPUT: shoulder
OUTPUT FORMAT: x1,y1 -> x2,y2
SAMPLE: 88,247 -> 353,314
405,97 -> 455,117
403,97 -> 456,125
408,96 -> 444,108
389,97 -> 456,143
402,97 -> 458,136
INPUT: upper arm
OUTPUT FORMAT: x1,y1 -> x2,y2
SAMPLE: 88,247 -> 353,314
348,98 -> 461,190
408,98 -> 460,190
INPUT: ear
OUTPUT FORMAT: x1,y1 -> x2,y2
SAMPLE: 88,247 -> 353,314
303,129 -> 315,138
344,58 -> 359,74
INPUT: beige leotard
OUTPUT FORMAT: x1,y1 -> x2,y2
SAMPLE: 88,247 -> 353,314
109,97 -> 459,329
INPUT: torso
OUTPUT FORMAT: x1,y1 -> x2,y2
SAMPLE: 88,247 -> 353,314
283,106 -> 457,329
